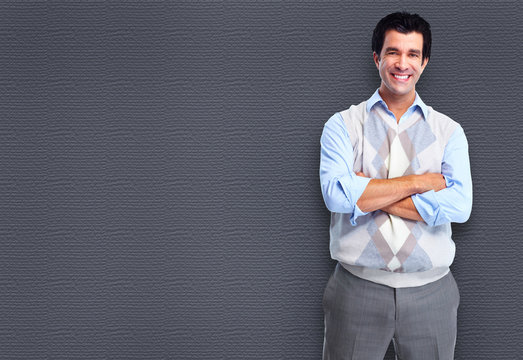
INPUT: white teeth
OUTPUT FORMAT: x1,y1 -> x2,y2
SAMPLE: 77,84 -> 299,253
394,74 -> 409,79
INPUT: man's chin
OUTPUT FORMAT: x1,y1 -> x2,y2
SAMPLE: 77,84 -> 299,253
382,86 -> 414,99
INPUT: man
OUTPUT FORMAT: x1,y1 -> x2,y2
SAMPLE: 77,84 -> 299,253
319,12 -> 472,360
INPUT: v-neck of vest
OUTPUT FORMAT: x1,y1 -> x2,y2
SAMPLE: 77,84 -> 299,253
372,103 -> 424,132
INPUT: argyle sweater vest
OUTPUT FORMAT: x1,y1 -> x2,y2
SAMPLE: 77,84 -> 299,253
330,100 -> 459,287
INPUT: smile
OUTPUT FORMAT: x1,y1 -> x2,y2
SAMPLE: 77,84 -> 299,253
393,74 -> 410,80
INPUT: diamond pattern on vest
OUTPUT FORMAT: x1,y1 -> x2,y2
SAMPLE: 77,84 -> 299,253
355,106 -> 437,272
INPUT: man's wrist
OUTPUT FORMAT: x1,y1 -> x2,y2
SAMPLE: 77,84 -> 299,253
400,174 -> 422,195
410,174 -> 423,194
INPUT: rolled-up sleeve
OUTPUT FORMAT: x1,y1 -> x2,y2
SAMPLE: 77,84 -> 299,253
411,125 -> 473,227
319,113 -> 371,225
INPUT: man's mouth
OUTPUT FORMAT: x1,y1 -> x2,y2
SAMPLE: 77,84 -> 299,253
393,74 -> 411,80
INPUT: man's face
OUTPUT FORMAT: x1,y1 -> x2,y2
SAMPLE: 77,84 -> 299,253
373,29 -> 428,100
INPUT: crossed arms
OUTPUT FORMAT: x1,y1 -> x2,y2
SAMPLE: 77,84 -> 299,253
354,171 -> 447,221
319,113 -> 473,227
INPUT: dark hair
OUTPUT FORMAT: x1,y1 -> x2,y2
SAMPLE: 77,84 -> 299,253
372,12 -> 431,63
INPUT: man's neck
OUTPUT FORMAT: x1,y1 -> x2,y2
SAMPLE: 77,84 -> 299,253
378,88 -> 416,122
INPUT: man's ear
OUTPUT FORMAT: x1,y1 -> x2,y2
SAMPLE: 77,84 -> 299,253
373,52 -> 380,69
421,57 -> 429,70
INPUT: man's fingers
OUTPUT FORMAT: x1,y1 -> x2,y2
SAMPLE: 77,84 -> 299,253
419,172 -> 447,192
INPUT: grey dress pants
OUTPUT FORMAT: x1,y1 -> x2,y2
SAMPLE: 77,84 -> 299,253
322,263 -> 460,360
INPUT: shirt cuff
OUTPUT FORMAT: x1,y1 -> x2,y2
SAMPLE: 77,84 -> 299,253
411,190 -> 440,227
443,174 -> 452,187
350,203 -> 369,226
337,174 -> 371,226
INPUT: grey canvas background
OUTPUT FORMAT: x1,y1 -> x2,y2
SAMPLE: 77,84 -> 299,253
0,1 -> 521,359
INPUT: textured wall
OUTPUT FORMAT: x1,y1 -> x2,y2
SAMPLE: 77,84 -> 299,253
0,1 -> 521,359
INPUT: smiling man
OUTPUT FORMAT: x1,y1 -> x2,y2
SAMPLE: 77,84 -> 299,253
319,12 -> 472,359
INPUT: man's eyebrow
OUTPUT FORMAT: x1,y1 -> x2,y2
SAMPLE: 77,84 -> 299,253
384,47 -> 399,52
384,47 -> 421,54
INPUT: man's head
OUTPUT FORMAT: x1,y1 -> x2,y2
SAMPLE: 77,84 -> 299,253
372,12 -> 432,100
372,12 -> 431,64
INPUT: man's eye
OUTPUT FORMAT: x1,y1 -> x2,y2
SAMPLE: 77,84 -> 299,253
410,54 -> 419,57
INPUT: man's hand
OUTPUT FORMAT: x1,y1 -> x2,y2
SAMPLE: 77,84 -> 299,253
415,173 -> 446,193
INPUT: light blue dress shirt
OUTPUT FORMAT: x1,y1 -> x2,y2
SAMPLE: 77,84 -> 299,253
320,89 -> 473,227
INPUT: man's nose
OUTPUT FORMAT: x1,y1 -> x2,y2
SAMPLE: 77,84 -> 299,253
396,55 -> 409,70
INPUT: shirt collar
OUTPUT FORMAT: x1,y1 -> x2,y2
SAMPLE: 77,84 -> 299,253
365,88 -> 428,120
